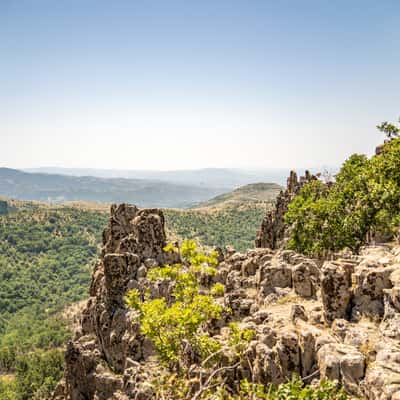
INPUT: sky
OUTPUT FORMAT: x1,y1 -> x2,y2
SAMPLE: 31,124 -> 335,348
1,0 -> 399,171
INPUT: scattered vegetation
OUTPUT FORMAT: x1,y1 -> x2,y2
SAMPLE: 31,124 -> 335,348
13,349 -> 64,400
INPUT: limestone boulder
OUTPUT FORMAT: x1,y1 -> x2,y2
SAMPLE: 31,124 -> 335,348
321,262 -> 352,323
362,342 -> 400,400
318,343 -> 365,396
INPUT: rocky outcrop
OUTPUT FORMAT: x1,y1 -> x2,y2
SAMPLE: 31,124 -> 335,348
58,204 -> 400,400
255,170 -> 316,249
58,204 -> 168,400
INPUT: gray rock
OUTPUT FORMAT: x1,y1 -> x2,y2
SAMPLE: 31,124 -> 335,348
321,262 -> 352,323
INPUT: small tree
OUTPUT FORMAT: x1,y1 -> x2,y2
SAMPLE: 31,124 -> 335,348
377,118 -> 400,139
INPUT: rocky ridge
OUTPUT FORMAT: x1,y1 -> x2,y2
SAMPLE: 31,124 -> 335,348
56,200 -> 400,399
255,170 -> 316,249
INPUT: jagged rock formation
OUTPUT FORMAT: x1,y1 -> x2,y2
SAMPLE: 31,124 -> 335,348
57,204 -> 400,400
255,170 -> 316,249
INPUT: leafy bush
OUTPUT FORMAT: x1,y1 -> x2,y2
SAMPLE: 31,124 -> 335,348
125,241 -> 223,369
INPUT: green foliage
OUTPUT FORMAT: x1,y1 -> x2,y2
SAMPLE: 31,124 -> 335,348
0,377 -> 17,400
163,242 -> 179,253
14,349 -> 64,400
214,376 -> 347,400
285,138 -> 400,255
210,282 -> 225,296
377,118 -> 400,138
0,205 -> 107,398
269,376 -> 347,400
0,207 -> 107,318
126,241 -> 223,369
228,322 -> 255,357
165,203 -> 268,252
0,307 -> 70,372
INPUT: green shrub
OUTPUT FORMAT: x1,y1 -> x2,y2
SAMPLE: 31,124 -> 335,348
126,241 -> 223,369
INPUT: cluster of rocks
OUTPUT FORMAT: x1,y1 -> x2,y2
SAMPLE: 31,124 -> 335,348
255,170 -> 316,249
56,203 -> 400,400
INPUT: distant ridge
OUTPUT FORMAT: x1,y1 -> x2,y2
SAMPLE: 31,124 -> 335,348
193,182 -> 283,208
24,167 -> 291,187
0,168 -> 227,208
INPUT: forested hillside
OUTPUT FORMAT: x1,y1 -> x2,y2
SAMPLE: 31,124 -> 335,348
166,203 -> 268,252
0,205 -> 108,399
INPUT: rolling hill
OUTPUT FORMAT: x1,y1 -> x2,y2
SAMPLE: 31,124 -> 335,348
193,182 -> 283,208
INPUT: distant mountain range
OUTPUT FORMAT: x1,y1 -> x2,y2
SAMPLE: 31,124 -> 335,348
0,168 -> 226,208
0,167 -> 323,208
24,167 -> 291,188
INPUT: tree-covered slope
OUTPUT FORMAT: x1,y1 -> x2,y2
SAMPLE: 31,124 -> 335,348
0,206 -> 108,318
165,203 -> 270,253
0,205 -> 108,398
193,182 -> 282,208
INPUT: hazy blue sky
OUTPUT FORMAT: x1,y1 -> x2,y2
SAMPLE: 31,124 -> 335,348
1,0 -> 399,170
